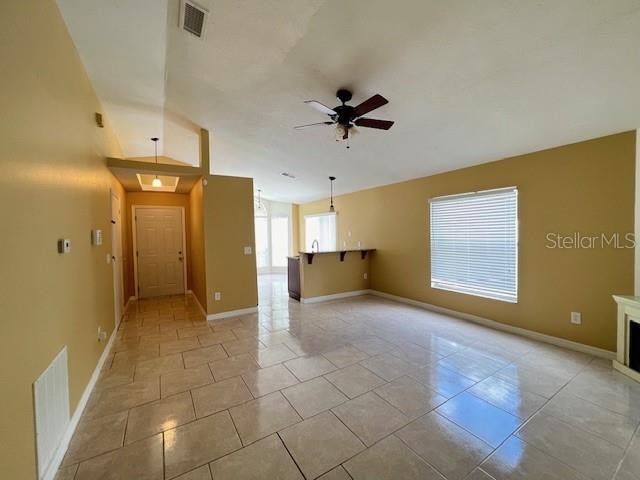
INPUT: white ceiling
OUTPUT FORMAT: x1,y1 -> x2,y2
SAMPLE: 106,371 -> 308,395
58,0 -> 640,203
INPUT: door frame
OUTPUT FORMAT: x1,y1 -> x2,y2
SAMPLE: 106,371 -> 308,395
110,190 -> 124,328
132,205 -> 188,299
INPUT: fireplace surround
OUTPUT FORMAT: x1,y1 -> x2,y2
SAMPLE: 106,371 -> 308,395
612,295 -> 640,382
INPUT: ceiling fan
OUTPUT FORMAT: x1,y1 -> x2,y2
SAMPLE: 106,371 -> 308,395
294,89 -> 394,145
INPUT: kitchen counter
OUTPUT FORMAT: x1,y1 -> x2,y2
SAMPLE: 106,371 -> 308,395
287,249 -> 375,302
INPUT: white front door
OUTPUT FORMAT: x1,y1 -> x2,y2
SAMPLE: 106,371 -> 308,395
110,192 -> 124,327
135,207 -> 185,298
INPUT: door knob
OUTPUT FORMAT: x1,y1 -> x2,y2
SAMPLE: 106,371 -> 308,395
178,257 -> 184,262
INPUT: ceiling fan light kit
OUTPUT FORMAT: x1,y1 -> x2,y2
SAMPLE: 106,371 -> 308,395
295,89 -> 394,147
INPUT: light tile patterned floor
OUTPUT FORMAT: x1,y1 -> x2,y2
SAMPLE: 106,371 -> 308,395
55,274 -> 640,480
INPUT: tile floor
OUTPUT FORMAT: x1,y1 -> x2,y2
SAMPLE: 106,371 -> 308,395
55,274 -> 640,480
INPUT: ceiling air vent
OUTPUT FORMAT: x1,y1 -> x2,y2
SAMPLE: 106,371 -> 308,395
180,1 -> 208,38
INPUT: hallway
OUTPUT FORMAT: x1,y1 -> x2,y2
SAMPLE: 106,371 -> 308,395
56,278 -> 640,480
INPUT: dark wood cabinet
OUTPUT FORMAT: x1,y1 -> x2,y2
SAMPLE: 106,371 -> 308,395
287,256 -> 300,301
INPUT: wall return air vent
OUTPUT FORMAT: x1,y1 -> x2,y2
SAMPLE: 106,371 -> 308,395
180,1 -> 208,38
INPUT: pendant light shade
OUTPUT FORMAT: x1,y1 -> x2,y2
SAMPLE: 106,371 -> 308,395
151,137 -> 162,188
256,189 -> 267,215
329,176 -> 336,212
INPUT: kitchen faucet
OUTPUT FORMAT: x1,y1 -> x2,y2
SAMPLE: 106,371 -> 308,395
311,239 -> 319,252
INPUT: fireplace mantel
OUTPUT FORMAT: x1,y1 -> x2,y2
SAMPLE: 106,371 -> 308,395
612,295 -> 640,382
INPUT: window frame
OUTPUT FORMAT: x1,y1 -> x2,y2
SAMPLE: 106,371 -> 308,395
304,212 -> 337,252
429,187 -> 519,303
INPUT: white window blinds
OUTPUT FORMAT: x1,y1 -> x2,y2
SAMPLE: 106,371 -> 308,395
305,213 -> 336,252
430,187 -> 518,303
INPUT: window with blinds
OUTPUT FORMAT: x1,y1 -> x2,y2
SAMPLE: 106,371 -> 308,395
430,187 -> 518,303
304,213 -> 337,252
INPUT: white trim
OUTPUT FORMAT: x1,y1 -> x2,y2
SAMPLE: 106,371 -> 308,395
42,329 -> 116,480
207,306 -> 258,321
301,290 -> 371,304
613,360 -> 640,382
110,190 -> 124,329
132,205 -> 188,298
368,290 -> 616,360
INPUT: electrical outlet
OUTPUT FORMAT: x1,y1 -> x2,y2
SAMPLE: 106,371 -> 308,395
244,246 -> 252,255
57,239 -> 71,254
571,311 -> 582,325
363,273 -> 368,280
214,292 -> 221,301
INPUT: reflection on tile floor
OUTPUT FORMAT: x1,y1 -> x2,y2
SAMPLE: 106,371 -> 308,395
56,274 -> 640,479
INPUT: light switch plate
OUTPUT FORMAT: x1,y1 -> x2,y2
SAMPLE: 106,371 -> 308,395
244,246 -> 252,255
92,229 -> 103,246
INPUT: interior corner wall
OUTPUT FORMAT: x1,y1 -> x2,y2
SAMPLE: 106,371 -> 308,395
0,0 -> 125,477
291,204 -> 301,254
202,175 -> 258,314
189,179 -> 207,310
123,192 -> 192,299
299,132 -> 635,351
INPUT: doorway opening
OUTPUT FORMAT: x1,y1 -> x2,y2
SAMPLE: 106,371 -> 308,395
110,191 -> 124,327
254,197 -> 292,275
132,205 -> 187,298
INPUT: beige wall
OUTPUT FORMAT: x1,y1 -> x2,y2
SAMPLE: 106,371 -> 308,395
299,132 -> 635,351
203,175 -> 259,314
123,192 -> 192,299
301,253 -> 371,299
0,0 -> 125,477
189,180 -> 207,310
291,204 -> 301,254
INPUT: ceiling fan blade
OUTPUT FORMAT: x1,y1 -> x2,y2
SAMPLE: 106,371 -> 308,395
304,100 -> 337,115
353,94 -> 388,117
293,121 -> 334,130
354,118 -> 394,130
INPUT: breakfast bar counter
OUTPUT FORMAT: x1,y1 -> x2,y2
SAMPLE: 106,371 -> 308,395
287,249 -> 375,303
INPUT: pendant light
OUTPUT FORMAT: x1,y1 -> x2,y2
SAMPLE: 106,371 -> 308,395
151,137 -> 162,188
329,176 -> 336,212
256,189 -> 267,215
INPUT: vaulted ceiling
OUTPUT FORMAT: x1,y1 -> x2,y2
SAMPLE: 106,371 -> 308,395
58,0 -> 640,203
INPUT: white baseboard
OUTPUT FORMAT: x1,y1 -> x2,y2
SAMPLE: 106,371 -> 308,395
368,290 -> 616,360
301,290 -> 371,304
207,306 -> 259,321
613,360 -> 640,382
42,329 -> 116,480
